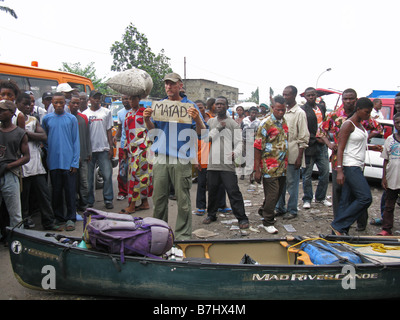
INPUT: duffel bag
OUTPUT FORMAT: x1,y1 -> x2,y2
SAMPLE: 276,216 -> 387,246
83,208 -> 174,262
300,240 -> 363,265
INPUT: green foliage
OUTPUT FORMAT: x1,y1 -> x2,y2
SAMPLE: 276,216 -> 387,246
246,87 -> 259,104
110,23 -> 173,98
0,0 -> 17,19
60,62 -> 117,95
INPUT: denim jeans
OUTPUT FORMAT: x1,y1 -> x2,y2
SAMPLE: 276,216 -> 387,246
276,164 -> 301,215
77,159 -> 89,208
88,151 -> 114,206
302,144 -> 330,203
331,166 -> 372,233
0,171 -> 22,227
332,169 -> 367,228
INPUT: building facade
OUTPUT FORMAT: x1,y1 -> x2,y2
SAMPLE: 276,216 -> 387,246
183,79 -> 239,106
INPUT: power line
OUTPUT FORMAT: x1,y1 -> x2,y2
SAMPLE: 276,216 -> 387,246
0,25 -> 109,56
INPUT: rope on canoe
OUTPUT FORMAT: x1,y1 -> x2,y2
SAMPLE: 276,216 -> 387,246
286,237 -> 400,265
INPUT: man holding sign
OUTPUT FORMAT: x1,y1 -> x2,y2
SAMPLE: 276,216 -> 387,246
143,73 -> 207,240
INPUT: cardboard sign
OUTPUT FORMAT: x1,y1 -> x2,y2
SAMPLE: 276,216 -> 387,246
151,100 -> 193,124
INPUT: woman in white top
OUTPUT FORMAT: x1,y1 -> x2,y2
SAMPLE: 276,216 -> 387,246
331,98 -> 381,235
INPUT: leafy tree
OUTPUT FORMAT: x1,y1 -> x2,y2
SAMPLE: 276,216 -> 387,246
60,62 -> 116,95
110,23 -> 173,98
0,0 -> 17,18
246,87 -> 259,104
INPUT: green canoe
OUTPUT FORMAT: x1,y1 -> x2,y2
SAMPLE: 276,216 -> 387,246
7,226 -> 400,300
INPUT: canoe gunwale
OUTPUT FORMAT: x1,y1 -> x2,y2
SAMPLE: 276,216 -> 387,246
8,227 -> 400,270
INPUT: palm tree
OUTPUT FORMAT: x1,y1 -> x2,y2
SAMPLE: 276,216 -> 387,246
0,0 -> 17,19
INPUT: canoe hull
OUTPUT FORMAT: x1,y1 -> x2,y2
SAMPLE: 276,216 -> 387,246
8,228 -> 400,300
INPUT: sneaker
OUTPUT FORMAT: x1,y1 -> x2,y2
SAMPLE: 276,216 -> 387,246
282,213 -> 297,220
263,225 -> 278,234
116,195 -> 126,201
303,202 -> 311,209
24,218 -> 35,229
202,216 -> 217,225
316,199 -> 332,207
105,202 -> 114,209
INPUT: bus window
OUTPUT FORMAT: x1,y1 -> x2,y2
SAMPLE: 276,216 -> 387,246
86,85 -> 91,95
28,77 -> 58,98
68,82 -> 85,92
0,74 -> 30,92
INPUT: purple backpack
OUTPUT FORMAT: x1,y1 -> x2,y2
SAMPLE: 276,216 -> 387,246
83,208 -> 174,262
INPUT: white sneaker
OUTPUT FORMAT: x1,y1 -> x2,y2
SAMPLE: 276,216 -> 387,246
263,225 -> 278,234
316,199 -> 332,207
303,202 -> 311,209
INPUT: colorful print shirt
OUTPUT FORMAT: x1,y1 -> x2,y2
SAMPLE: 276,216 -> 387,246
254,114 -> 288,178
317,105 -> 383,168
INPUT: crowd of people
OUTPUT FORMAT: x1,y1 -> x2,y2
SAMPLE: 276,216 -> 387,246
0,79 -> 115,238
0,73 -> 399,242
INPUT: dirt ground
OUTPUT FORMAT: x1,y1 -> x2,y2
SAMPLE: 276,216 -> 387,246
190,174 -> 396,240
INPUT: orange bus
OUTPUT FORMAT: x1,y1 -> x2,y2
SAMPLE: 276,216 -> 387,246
0,62 -> 94,107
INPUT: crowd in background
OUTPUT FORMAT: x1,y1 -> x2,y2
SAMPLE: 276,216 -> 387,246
0,74 -> 399,242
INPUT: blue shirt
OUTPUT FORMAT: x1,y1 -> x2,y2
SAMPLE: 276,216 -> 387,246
42,111 -> 80,170
150,96 -> 207,159
117,107 -> 130,148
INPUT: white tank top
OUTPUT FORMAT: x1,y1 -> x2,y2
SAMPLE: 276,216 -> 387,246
343,120 -> 368,168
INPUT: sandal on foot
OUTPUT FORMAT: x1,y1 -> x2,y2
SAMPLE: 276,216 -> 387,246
194,209 -> 206,216
65,220 -> 75,231
377,230 -> 392,236
119,209 -> 134,215
218,207 -> 232,213
330,226 -> 344,236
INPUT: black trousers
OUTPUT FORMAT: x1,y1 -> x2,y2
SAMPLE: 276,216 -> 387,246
50,169 -> 77,223
21,174 -> 55,228
206,170 -> 248,223
196,167 -> 227,210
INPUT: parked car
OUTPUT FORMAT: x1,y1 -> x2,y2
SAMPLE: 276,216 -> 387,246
363,119 -> 394,180
312,119 -> 393,180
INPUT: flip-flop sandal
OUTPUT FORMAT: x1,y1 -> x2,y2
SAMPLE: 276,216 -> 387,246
218,207 -> 232,213
119,209 -> 134,214
194,209 -> 206,216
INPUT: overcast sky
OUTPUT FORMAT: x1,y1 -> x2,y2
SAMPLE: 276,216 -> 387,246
1,0 -> 399,107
